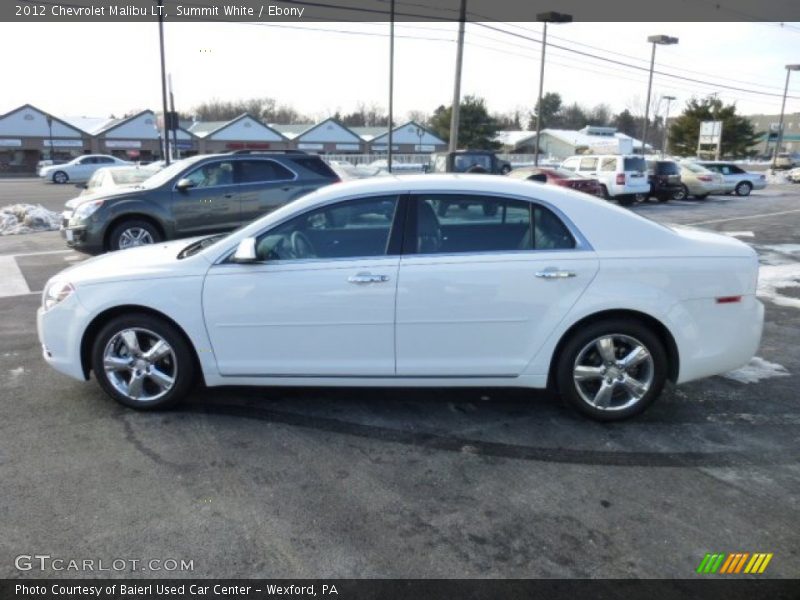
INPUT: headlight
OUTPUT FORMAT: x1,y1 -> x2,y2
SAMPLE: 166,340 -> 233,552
72,199 -> 104,220
43,280 -> 75,311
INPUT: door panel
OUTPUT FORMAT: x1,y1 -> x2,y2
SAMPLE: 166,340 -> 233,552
203,258 -> 399,376
171,160 -> 240,234
395,252 -> 598,376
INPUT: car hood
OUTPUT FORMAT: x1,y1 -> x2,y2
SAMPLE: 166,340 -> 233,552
52,238 -> 212,288
64,186 -> 145,209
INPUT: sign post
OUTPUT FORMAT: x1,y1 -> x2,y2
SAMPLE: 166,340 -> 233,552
697,121 -> 723,160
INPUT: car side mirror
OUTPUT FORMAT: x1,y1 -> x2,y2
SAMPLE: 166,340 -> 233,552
231,237 -> 258,263
176,178 -> 196,191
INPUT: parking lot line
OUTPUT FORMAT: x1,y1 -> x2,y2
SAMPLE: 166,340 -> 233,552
687,208 -> 800,226
0,249 -> 72,258
0,256 -> 31,297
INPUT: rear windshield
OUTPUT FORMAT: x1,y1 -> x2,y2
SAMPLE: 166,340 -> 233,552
655,161 -> 679,175
624,157 -> 646,172
292,157 -> 338,179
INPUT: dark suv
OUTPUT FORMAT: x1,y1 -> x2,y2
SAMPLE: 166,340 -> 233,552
429,150 -> 512,175
61,152 -> 340,253
646,160 -> 682,202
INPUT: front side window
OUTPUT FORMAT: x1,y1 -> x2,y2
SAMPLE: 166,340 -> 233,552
255,196 -> 398,261
183,160 -> 234,188
562,158 -> 579,171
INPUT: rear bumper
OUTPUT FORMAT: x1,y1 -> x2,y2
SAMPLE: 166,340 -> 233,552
670,295 -> 764,384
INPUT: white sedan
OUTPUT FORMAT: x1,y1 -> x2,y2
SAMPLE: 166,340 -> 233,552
39,154 -> 132,184
37,175 -> 764,421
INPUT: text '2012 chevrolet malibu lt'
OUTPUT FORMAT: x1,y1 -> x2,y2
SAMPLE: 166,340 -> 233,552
38,174 -> 764,421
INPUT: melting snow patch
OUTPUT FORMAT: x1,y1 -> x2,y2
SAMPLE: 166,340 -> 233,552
758,263 -> 800,309
723,357 -> 790,384
721,231 -> 754,238
0,204 -> 61,235
8,367 -> 24,383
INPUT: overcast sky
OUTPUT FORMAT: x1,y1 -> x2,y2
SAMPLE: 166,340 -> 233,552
1,21 -> 798,123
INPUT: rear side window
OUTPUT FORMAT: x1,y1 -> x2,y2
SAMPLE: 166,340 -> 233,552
656,162 -> 679,175
291,156 -> 337,179
579,157 -> 598,170
599,157 -> 617,172
237,159 -> 294,183
624,157 -> 646,172
533,205 -> 575,250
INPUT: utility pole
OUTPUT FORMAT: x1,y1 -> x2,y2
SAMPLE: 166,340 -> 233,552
661,95 -> 676,156
157,0 -> 170,165
387,0 -> 395,172
773,64 -> 800,169
642,35 -> 678,155
169,74 -> 179,160
448,0 -> 466,152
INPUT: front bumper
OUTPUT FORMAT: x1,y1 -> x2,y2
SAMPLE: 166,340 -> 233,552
37,295 -> 91,381
61,211 -> 103,252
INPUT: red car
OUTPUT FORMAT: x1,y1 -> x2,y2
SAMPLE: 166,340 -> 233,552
508,166 -> 604,197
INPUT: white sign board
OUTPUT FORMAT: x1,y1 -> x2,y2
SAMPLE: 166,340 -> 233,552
335,143 -> 360,151
298,143 -> 324,150
105,140 -> 142,149
43,139 -> 83,147
0,138 -> 22,147
699,121 -> 722,144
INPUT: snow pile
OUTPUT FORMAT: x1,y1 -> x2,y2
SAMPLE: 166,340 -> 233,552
758,263 -> 800,309
0,204 -> 61,236
763,169 -> 791,185
723,357 -> 790,384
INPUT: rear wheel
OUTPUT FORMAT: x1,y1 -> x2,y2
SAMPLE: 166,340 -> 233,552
108,219 -> 162,251
52,171 -> 68,184
91,314 -> 196,410
617,195 -> 635,207
555,319 -> 667,421
735,181 -> 752,196
599,185 -> 610,200
672,184 -> 689,201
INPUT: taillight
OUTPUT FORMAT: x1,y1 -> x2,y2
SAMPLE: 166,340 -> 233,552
615,173 -> 625,185
716,296 -> 742,304
698,175 -> 713,182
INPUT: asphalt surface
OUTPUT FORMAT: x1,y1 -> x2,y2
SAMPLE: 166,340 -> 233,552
1,179 -> 799,578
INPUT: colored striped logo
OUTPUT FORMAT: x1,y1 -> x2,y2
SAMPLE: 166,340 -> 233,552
696,553 -> 773,574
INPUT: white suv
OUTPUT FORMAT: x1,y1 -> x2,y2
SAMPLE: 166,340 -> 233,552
560,155 -> 649,206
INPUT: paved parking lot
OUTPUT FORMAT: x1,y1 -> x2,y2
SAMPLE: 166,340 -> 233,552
1,179 -> 799,578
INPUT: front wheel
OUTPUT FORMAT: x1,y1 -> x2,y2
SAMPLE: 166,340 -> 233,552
617,195 -> 635,207
735,181 -> 752,196
555,319 -> 668,421
91,314 -> 196,410
672,184 -> 689,201
52,171 -> 68,184
108,219 -> 162,251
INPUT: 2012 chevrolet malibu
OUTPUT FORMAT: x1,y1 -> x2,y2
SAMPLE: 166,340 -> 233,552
37,175 -> 764,421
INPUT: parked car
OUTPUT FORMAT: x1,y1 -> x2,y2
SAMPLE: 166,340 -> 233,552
39,154 -> 133,184
429,150 -> 512,175
78,164 -> 166,196
38,174 -> 763,422
645,160 -> 682,202
507,166 -> 604,197
560,154 -> 650,206
36,159 -> 67,172
673,163 -> 728,200
787,167 -> 800,183
696,161 -> 767,196
773,153 -> 797,170
60,152 -> 339,253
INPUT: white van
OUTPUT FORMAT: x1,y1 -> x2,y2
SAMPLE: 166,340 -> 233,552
560,154 -> 649,206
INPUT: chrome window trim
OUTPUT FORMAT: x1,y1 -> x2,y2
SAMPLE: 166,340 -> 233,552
171,157 -> 298,192
210,190 -> 593,267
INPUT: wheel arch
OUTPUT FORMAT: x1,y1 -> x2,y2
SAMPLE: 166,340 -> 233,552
103,213 -> 167,251
80,304 -> 203,383
547,309 -> 680,390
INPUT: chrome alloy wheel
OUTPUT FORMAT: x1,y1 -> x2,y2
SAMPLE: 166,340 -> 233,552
118,227 -> 154,249
103,328 -> 177,402
572,334 -> 655,412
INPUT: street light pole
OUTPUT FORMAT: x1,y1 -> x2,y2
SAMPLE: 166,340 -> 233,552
387,0 -> 395,172
533,12 -> 572,166
46,115 -> 54,162
156,0 -> 170,165
773,64 -> 800,169
661,95 -> 676,156
449,0 -> 467,152
642,35 -> 678,156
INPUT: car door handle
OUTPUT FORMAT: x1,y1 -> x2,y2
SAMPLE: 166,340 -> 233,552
348,272 -> 390,284
535,269 -> 576,279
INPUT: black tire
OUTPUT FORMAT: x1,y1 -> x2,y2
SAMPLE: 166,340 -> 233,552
617,195 -> 635,207
91,313 -> 196,410
657,195 -> 670,203
555,319 -> 668,422
735,181 -> 752,196
599,185 -> 610,200
672,184 -> 689,201
500,165 -> 512,175
52,171 -> 68,184
108,219 -> 162,251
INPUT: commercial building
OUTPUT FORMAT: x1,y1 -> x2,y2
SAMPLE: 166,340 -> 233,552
746,113 -> 800,155
187,113 -> 289,153
495,126 -> 650,159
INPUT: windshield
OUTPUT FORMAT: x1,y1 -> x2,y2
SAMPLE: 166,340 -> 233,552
139,157 -> 199,188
